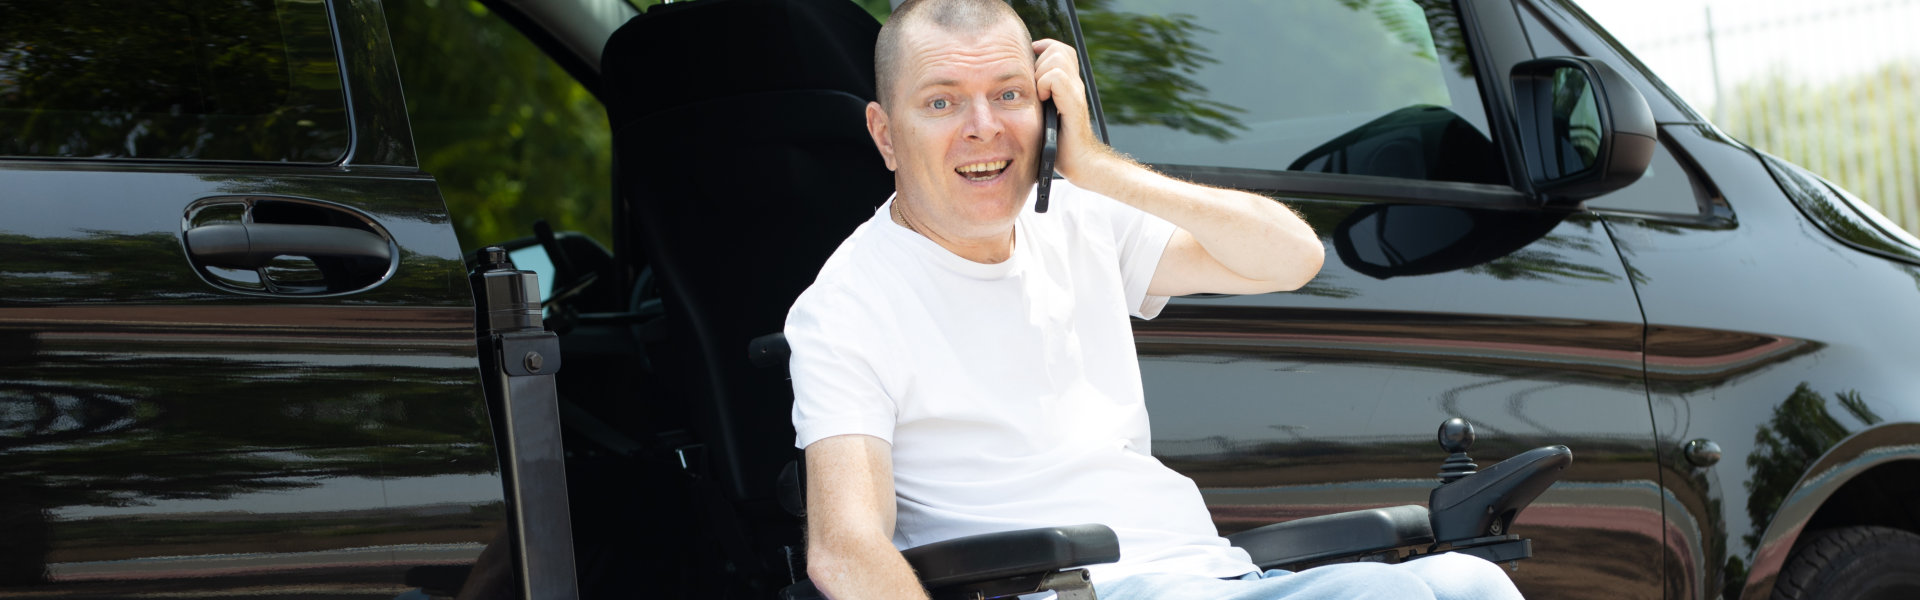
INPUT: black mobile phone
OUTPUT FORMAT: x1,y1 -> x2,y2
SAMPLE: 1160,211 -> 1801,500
1035,100 -> 1058,213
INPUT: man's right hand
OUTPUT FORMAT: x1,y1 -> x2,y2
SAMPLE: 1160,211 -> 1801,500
804,434 -> 929,600
1031,38 -> 1101,184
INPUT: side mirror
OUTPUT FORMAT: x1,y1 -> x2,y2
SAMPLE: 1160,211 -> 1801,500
1510,57 -> 1656,205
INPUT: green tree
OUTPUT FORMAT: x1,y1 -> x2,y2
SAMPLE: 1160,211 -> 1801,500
385,0 -> 615,253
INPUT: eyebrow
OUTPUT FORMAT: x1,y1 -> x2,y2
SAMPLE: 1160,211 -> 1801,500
913,71 -> 1028,94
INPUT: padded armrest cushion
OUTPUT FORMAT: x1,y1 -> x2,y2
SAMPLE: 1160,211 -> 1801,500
1226,505 -> 1435,569
902,524 -> 1120,589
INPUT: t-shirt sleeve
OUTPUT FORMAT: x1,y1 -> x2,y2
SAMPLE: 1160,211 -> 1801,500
786,283 -> 898,449
1072,182 -> 1178,319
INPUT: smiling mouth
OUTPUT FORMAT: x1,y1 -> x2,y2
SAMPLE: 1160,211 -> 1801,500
956,160 -> 1010,182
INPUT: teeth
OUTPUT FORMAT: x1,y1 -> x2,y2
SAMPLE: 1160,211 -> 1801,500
958,160 -> 1009,173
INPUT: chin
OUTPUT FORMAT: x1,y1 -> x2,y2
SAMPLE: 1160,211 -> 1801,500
965,189 -> 1026,222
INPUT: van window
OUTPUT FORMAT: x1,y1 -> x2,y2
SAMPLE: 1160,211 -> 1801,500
0,0 -> 350,162
1082,0 -> 1505,186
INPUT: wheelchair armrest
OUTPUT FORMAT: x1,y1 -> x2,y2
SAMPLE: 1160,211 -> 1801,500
749,332 -> 789,369
1429,445 -> 1571,542
780,524 -> 1118,600
903,524 -> 1120,589
1227,505 -> 1434,569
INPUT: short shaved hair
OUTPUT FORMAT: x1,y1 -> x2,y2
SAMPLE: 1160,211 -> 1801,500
873,0 -> 1033,109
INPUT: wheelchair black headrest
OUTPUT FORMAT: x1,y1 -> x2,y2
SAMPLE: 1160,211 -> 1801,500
602,0 -> 882,131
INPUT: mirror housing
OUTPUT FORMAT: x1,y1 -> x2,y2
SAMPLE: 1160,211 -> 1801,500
1510,57 -> 1656,205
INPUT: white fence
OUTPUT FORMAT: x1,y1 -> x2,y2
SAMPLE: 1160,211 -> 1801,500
1590,0 -> 1920,235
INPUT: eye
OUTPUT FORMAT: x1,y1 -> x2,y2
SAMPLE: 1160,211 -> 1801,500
930,98 -> 950,110
1001,90 -> 1020,101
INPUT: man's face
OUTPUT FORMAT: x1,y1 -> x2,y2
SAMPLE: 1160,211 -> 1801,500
876,20 -> 1041,238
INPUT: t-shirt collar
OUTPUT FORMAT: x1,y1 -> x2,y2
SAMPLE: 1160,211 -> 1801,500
876,191 -> 1031,280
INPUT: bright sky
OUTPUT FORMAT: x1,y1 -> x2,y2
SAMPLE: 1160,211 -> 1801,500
1575,0 -> 1920,112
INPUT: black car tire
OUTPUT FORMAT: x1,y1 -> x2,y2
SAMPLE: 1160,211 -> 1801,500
1773,526 -> 1920,600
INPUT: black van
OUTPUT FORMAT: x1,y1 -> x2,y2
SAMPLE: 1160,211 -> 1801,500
4,0 -> 1918,599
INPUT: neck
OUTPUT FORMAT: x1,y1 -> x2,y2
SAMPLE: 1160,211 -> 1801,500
893,196 -> 1015,264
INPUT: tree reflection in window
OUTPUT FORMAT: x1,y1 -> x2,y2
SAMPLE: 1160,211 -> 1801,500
1079,0 -> 1501,185
0,0 -> 349,162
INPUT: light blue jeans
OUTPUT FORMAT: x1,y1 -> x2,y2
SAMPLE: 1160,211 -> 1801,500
1095,552 -> 1526,600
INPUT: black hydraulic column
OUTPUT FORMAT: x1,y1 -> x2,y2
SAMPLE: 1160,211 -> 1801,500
471,247 -> 580,600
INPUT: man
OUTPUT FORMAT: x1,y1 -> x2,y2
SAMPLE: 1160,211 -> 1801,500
785,0 -> 1526,598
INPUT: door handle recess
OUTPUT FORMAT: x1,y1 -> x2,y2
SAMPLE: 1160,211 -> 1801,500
182,195 -> 400,297
185,223 -> 393,269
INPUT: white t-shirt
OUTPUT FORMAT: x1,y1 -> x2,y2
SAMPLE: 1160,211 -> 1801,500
786,179 -> 1257,583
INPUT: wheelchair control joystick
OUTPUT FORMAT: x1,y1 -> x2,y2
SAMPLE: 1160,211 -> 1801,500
1221,418 -> 1570,573
1436,418 -> 1478,484
1421,418 -> 1573,567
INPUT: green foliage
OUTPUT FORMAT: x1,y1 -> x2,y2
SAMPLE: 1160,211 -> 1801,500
850,0 -> 890,21
1077,1 -> 1244,142
384,0 -> 615,252
1720,62 -> 1920,235
0,0 -> 349,161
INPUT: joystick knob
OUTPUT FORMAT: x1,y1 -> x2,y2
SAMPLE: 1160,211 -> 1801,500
1437,418 -> 1478,484
1438,417 -> 1475,454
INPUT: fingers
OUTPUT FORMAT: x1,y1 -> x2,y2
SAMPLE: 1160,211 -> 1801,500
1032,38 -> 1076,55
1030,38 -> 1081,103
1035,69 -> 1080,106
1029,39 -> 1099,180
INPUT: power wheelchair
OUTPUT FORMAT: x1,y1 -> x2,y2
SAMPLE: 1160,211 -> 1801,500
754,334 -> 1572,600
594,1 -> 1574,598
802,435 -> 1566,599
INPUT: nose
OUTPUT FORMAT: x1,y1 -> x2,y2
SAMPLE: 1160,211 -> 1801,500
961,97 -> 1002,142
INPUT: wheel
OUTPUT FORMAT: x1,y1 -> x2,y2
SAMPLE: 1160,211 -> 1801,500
1773,526 -> 1920,600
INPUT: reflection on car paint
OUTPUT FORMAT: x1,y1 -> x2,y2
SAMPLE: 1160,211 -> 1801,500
1138,196 -> 1662,599
1608,126 -> 1920,600
0,168 -> 503,597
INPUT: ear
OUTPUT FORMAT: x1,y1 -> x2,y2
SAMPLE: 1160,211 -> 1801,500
865,101 -> 898,171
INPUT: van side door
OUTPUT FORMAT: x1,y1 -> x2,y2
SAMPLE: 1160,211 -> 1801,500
0,0 -> 507,595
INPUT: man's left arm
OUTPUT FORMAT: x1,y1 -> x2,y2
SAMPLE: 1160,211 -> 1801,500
1034,39 -> 1323,297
